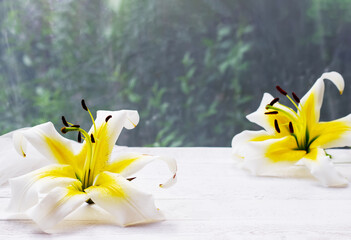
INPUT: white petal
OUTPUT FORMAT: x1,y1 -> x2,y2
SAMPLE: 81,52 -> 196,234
0,128 -> 47,185
300,71 -> 344,122
0,137 -> 44,185
232,130 -> 268,162
14,122 -> 81,166
232,131 -> 311,178
81,110 -> 139,174
317,114 -> 351,149
13,130 -> 27,157
107,152 -> 177,188
8,173 -> 38,212
90,110 -> 139,139
85,172 -> 164,226
325,149 -> 351,164
301,148 -> 348,187
8,164 -> 79,212
246,93 -> 275,132
27,186 -> 87,231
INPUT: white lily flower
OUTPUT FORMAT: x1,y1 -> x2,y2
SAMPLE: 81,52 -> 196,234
232,72 -> 351,187
7,100 -> 177,231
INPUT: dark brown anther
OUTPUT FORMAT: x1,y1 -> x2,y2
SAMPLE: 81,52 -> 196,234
127,177 -> 136,181
90,134 -> 95,143
274,119 -> 281,133
81,99 -> 88,111
72,124 -> 80,128
61,116 -> 69,127
61,127 -> 68,134
265,111 -> 278,115
292,92 -> 300,103
269,98 -> 279,106
289,122 -> 294,133
86,198 -> 94,204
276,86 -> 287,96
105,115 -> 112,122
77,132 -> 82,143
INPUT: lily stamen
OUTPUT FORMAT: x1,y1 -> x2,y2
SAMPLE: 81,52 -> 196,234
269,97 -> 280,106
265,111 -> 278,115
81,99 -> 97,134
274,119 -> 280,133
275,85 -> 301,111
276,86 -> 287,95
61,116 -> 69,127
77,132 -> 82,143
105,115 -> 112,122
289,122 -> 294,133
292,92 -> 300,103
266,105 -> 298,120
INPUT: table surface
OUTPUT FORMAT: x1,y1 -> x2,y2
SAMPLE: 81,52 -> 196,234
1,147 -> 351,239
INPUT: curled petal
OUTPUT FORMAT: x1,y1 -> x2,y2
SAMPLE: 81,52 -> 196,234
106,152 -> 177,188
13,130 -> 28,157
14,122 -> 82,170
300,71 -> 344,124
81,110 -> 140,175
27,186 -> 87,231
0,133 -> 44,185
301,148 -> 348,187
85,172 -> 164,226
8,164 -> 79,212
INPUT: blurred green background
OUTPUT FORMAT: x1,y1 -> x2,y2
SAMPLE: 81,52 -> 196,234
0,0 -> 351,146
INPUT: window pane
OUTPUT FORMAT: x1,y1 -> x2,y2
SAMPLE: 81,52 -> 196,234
0,0 -> 350,146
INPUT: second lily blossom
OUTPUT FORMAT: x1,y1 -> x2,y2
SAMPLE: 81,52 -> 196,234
232,71 -> 351,187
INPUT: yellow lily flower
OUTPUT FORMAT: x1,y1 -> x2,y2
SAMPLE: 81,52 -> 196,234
7,101 -> 177,231
232,72 -> 351,187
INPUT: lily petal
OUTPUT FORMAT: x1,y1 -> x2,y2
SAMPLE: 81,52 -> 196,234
325,149 -> 351,163
232,131 -> 313,177
301,148 -> 348,187
14,122 -> 82,170
0,133 -> 44,185
240,137 -> 307,176
27,186 -> 87,231
81,110 -> 139,175
232,130 -> 270,162
85,171 -> 164,226
300,71 -> 344,124
8,164 -> 79,212
106,152 -> 177,188
310,114 -> 351,149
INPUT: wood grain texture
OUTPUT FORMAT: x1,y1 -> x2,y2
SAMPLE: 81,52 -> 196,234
1,147 -> 351,239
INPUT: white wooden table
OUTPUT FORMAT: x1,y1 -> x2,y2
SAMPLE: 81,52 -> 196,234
1,147 -> 351,239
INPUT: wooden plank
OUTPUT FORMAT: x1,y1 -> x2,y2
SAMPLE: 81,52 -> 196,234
1,147 -> 351,239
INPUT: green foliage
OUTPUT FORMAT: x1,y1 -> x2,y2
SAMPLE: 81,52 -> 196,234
0,0 -> 350,146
